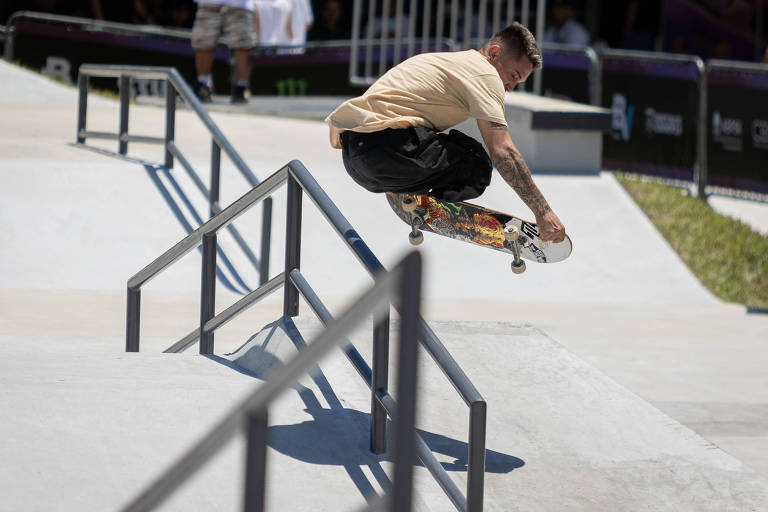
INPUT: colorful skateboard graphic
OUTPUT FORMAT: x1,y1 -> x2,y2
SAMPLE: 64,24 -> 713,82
386,193 -> 572,273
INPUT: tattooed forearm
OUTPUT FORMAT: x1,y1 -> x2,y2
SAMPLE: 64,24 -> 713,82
495,148 -> 551,217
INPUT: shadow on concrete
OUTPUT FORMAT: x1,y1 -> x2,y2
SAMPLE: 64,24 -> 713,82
142,164 -> 252,295
267,407 -> 525,474
209,317 -> 523,504
69,143 -> 257,295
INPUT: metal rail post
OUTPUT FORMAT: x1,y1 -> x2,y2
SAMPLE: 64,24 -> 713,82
389,252 -> 422,512
119,74 -> 130,154
77,74 -> 88,144
211,140 -> 222,218
126,288 -> 141,352
164,81 -> 176,168
200,233 -> 217,354
533,0 -> 546,96
371,306 -> 390,454
466,401 -> 487,512
283,176 -> 302,317
243,409 -> 270,512
695,66 -> 708,200
259,198 -> 273,286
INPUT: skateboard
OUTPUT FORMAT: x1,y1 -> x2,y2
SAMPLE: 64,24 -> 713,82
386,193 -> 572,274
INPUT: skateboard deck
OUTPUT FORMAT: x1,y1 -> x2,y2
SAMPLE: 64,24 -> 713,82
386,193 -> 572,272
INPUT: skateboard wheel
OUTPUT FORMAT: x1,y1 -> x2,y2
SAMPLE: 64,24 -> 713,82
504,225 -> 519,242
402,196 -> 418,212
409,230 -> 424,245
511,260 -> 526,274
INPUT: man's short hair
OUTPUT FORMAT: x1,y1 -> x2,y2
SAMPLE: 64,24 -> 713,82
485,22 -> 543,69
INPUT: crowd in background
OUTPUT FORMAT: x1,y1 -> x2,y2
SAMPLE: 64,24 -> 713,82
1,0 -> 766,61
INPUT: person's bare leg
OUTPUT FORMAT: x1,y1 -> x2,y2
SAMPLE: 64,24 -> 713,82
195,49 -> 215,76
233,49 -> 251,82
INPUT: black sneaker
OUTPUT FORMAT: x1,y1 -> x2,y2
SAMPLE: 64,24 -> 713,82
231,84 -> 248,104
196,82 -> 214,103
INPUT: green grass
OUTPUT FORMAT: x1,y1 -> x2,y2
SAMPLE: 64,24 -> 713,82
616,173 -> 768,310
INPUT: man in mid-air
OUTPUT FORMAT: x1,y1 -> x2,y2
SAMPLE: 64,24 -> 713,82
325,22 -> 566,243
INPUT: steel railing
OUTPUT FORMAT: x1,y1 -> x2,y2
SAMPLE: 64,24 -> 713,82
2,11 -> 353,60
76,64 -> 272,286
120,251 -> 424,512
126,160 -> 487,512
349,0 -> 546,94
3,11 -> 191,63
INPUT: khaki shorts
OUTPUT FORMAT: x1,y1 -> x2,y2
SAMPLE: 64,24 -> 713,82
191,4 -> 255,50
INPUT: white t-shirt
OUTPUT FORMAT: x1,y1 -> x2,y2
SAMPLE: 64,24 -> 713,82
326,50 -> 507,148
253,0 -> 292,45
289,0 -> 313,46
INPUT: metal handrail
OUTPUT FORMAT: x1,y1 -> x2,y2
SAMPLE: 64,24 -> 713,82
3,11 -> 190,62
76,64 -> 272,286
2,10 -> 369,60
120,251 -> 424,512
126,160 -> 487,511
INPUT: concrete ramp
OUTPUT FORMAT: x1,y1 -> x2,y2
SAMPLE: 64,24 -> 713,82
419,321 -> 768,511
1,317 -> 767,511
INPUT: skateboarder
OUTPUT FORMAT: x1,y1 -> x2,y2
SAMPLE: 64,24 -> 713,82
325,22 -> 566,243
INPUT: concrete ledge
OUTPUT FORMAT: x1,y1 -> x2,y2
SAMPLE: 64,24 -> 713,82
457,92 -> 611,174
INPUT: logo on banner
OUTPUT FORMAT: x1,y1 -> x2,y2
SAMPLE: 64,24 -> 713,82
753,120 -> 768,150
712,111 -> 743,152
42,56 -> 72,84
644,108 -> 683,137
611,93 -> 634,142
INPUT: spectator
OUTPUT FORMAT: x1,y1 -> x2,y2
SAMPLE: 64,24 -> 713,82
191,0 -> 256,103
287,0 -> 313,52
133,0 -> 163,24
89,0 -> 136,22
162,0 -> 196,27
309,0 -> 347,40
543,1 -> 590,46
619,0 -> 659,51
253,0 -> 293,46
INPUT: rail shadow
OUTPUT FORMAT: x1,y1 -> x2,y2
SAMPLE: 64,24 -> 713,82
207,317 -> 524,504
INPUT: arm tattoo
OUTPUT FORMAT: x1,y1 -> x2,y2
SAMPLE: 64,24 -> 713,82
494,143 -> 551,217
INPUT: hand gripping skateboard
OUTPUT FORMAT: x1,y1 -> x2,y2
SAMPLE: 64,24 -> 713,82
386,193 -> 572,274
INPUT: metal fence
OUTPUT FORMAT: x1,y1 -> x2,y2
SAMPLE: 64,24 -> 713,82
703,60 -> 768,195
538,42 -> 599,105
349,0 -> 547,94
600,50 -> 705,183
125,159 -> 488,512
121,250 -> 425,512
76,64 -> 272,287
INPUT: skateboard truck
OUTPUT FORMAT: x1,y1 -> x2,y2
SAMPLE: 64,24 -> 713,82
504,225 -> 526,274
409,215 -> 424,245
402,196 -> 426,245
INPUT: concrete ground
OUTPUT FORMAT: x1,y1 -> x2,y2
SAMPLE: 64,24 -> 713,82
1,60 -> 768,510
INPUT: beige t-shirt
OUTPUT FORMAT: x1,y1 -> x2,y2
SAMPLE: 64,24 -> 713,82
325,50 -> 507,148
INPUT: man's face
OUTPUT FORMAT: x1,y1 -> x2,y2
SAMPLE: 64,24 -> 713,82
488,45 -> 534,92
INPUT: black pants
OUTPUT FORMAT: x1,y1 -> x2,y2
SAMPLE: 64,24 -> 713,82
340,126 -> 492,203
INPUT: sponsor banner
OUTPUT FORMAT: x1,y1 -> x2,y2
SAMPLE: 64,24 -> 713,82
540,50 -> 593,105
601,58 -> 701,178
707,67 -> 768,191
8,16 -> 364,97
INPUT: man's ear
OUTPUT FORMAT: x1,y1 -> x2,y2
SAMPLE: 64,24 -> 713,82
488,43 -> 502,60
